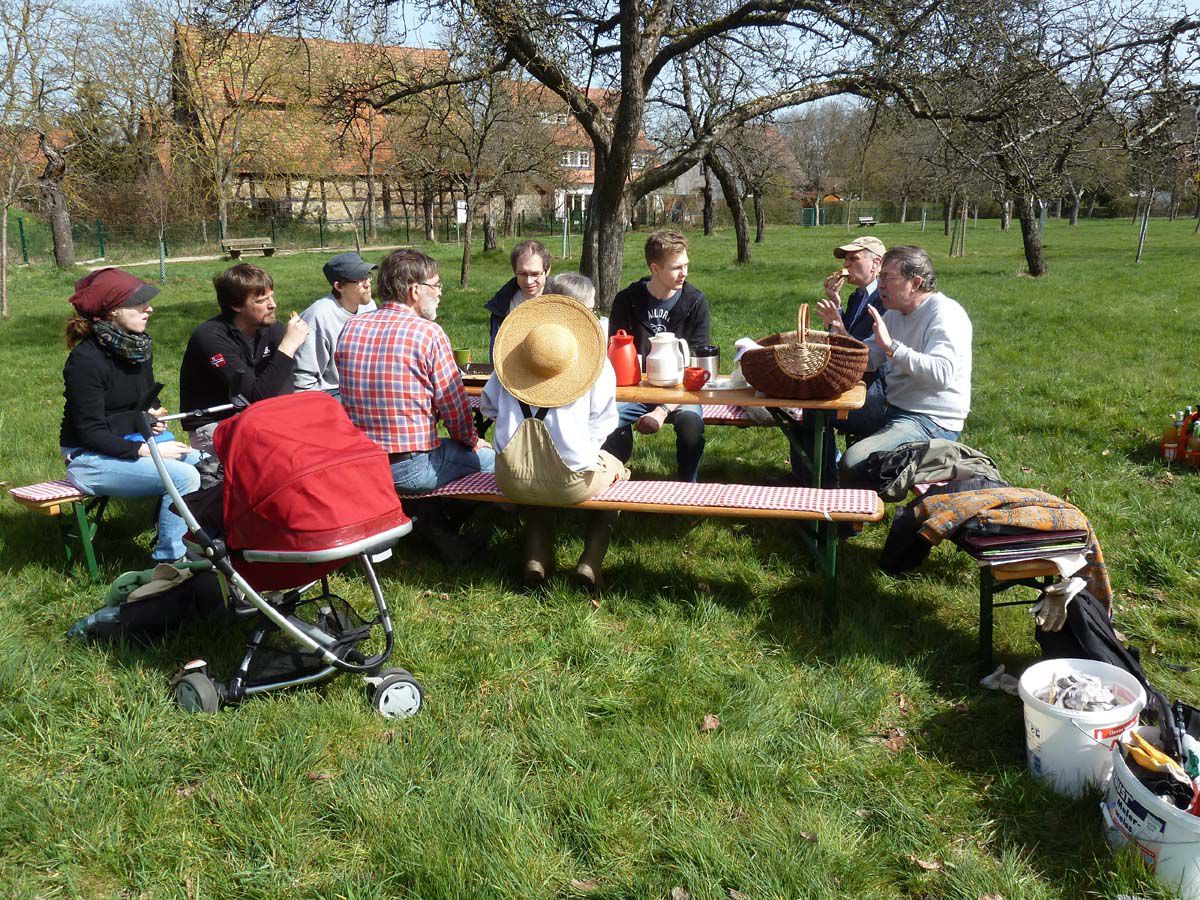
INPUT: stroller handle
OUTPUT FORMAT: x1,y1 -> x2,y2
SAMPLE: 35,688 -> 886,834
152,394 -> 250,425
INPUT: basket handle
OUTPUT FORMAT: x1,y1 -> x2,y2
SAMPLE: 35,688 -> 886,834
796,304 -> 809,348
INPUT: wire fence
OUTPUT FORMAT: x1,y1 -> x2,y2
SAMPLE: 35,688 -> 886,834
3,199 -> 1137,267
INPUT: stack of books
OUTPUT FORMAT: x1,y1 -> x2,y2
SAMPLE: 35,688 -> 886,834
956,529 -> 1089,566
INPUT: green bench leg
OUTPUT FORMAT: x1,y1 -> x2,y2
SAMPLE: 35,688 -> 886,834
798,519 -> 840,628
60,497 -> 107,582
979,568 -> 996,672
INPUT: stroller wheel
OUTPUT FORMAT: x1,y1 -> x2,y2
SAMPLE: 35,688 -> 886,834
175,672 -> 222,714
371,668 -> 423,719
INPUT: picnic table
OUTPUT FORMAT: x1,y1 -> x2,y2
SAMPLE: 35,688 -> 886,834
466,378 -> 863,491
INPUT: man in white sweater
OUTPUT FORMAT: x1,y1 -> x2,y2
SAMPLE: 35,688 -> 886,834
293,252 -> 378,396
818,245 -> 972,487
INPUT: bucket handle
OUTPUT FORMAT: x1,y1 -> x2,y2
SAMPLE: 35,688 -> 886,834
1067,714 -> 1137,748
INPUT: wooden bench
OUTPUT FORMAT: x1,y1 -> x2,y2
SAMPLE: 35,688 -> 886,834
221,237 -> 276,259
8,480 -> 108,581
857,216 -> 877,227
426,472 -> 883,623
971,557 -> 1060,672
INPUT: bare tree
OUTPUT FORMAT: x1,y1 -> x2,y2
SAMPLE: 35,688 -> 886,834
0,0 -> 59,315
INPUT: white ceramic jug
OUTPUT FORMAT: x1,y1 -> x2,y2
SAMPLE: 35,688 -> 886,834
645,333 -> 689,386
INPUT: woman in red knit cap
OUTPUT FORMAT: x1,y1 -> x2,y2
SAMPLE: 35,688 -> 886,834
59,268 -> 201,563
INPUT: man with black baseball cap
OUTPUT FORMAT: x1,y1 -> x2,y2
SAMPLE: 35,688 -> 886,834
293,252 -> 378,396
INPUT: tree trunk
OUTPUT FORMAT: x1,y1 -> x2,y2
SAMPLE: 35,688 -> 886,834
1,204 -> 9,319
1000,197 -> 1011,232
753,190 -> 765,243
899,195 -> 908,224
365,164 -> 377,241
584,181 -> 629,314
503,195 -> 515,237
701,161 -> 714,235
943,193 -> 955,236
1069,191 -> 1081,226
1054,197 -> 1062,218
38,135 -> 75,269
1015,194 -> 1047,276
382,179 -> 392,227
483,211 -> 497,252
707,152 -> 750,264
422,187 -> 435,242
1136,196 -> 1151,262
1087,192 -> 1097,218
460,195 -> 475,289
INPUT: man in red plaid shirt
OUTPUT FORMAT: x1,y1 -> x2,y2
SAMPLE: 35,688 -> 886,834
337,249 -> 494,493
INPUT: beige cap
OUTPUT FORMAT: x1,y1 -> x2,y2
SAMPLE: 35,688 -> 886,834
833,236 -> 886,259
493,294 -> 605,408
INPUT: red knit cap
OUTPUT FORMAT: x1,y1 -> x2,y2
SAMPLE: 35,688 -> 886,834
68,268 -> 159,319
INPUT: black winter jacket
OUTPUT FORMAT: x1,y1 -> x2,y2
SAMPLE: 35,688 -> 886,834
60,337 -> 157,459
607,278 -> 710,358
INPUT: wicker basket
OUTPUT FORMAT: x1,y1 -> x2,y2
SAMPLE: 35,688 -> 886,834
740,304 -> 869,399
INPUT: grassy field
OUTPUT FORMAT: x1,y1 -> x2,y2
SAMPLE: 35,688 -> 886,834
1,219 -> 1198,898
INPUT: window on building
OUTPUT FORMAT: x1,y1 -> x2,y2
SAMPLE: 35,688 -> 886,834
560,149 -> 591,169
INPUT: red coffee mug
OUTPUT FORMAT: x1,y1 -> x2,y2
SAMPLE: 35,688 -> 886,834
682,366 -> 711,391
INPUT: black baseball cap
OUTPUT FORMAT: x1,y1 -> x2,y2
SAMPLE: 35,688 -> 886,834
322,252 -> 377,286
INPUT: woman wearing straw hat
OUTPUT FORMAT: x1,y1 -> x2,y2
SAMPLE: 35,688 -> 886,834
481,292 -> 629,591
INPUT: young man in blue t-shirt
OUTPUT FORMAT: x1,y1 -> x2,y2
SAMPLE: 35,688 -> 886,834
604,230 -> 710,482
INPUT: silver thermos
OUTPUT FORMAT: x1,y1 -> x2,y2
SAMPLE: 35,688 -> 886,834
691,344 -> 720,379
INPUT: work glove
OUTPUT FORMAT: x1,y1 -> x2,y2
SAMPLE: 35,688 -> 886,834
1031,576 -> 1087,632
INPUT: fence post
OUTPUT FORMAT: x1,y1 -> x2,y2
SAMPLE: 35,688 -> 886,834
920,206 -> 927,232
17,217 -> 28,264
518,210 -> 523,236
96,219 -> 106,258
318,215 -> 325,248
403,207 -> 410,244
361,209 -> 368,244
217,219 -> 225,242
271,217 -> 277,247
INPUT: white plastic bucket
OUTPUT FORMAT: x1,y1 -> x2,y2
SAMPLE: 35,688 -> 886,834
1102,726 -> 1200,900
1017,658 -> 1146,798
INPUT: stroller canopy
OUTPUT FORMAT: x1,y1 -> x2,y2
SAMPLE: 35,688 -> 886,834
214,392 -> 407,553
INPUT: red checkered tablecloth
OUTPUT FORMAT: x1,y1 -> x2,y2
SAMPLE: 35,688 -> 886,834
10,480 -> 85,503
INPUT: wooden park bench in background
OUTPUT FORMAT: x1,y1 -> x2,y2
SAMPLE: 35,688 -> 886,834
857,216 -> 877,227
221,237 -> 276,259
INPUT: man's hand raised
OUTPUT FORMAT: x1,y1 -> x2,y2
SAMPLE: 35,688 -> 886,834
866,305 -> 894,355
278,313 -> 309,357
816,298 -> 845,333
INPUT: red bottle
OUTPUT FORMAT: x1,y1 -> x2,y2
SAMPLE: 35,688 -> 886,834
608,330 -> 641,386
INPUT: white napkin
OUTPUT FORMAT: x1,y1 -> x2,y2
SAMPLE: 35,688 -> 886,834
733,337 -> 763,362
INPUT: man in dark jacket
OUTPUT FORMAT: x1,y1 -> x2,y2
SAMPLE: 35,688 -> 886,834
484,240 -> 551,358
179,263 -> 308,454
603,230 -> 710,482
788,236 -> 888,486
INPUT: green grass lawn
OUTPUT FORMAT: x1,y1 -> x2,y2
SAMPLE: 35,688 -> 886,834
1,219 -> 1198,898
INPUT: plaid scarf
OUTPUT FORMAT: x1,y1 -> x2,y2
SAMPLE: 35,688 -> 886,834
93,320 -> 152,364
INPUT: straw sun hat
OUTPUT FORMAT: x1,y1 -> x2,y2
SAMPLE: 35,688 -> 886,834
493,293 -> 605,408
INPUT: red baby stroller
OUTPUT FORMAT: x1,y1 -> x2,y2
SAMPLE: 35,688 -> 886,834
142,392 -> 422,718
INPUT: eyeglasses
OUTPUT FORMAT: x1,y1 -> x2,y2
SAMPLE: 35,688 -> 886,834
416,281 -> 443,292
516,270 -> 546,280
877,271 -> 908,283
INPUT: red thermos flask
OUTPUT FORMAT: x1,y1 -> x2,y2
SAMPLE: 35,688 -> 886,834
607,330 -> 641,386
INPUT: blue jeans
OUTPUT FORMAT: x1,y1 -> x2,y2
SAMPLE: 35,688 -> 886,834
790,378 -> 889,486
603,402 -> 706,482
390,439 -> 496,494
64,448 -> 203,561
839,404 -> 959,487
